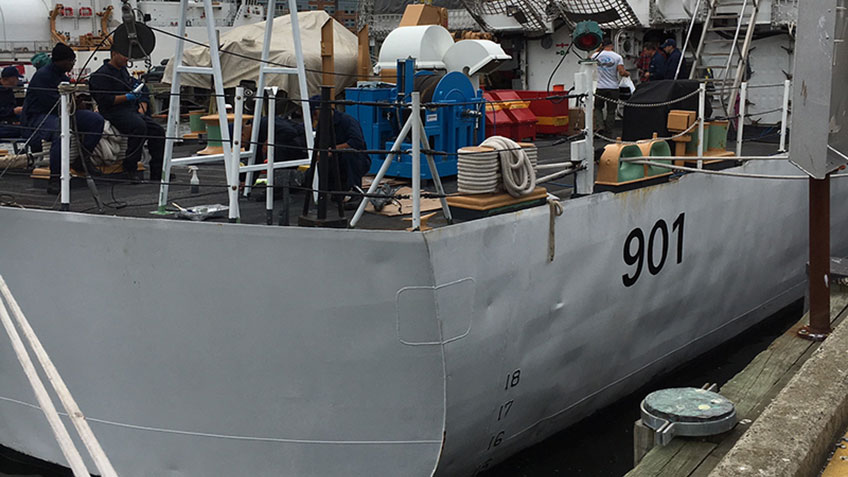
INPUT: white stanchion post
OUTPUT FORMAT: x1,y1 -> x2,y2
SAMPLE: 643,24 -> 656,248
779,79 -> 791,152
736,82 -> 747,157
698,82 -> 706,169
574,70 -> 594,195
230,86 -> 245,223
411,92 -> 421,231
266,87 -> 277,225
59,86 -> 70,210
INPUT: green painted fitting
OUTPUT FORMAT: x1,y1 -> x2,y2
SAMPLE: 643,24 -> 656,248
618,144 -> 645,182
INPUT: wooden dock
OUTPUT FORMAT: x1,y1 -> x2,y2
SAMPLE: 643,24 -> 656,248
627,286 -> 848,477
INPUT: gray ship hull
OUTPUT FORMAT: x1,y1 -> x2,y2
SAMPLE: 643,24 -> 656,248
0,160 -> 844,475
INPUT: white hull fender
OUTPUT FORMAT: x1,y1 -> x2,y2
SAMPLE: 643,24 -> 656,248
0,160 -> 846,475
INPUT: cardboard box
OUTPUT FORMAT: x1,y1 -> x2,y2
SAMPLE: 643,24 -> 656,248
667,109 -> 696,132
399,4 -> 448,28
567,108 -> 585,135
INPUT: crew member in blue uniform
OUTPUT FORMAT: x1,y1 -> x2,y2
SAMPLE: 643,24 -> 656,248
0,66 -> 23,139
649,45 -> 668,81
22,43 -> 104,193
89,44 -> 164,181
660,39 -> 685,80
309,95 -> 370,194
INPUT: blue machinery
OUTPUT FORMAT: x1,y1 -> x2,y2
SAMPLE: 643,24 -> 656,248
345,59 -> 485,179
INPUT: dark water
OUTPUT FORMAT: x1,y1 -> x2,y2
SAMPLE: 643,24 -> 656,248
0,301 -> 802,477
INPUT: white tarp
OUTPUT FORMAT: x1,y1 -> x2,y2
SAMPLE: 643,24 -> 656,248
163,11 -> 358,99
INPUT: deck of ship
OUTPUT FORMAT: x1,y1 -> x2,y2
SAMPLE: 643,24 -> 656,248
0,139 -> 576,230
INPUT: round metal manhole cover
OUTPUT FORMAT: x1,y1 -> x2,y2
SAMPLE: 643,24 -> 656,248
643,387 -> 735,423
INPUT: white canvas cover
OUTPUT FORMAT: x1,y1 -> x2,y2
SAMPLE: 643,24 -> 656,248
163,11 -> 358,99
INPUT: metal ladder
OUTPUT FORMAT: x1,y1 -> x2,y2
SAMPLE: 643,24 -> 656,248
678,0 -> 760,117
158,0 -> 313,220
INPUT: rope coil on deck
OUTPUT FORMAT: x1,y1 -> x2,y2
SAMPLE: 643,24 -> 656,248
482,136 -> 537,197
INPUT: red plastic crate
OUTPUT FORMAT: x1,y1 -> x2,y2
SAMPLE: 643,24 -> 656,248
483,92 -> 517,139
489,90 -> 537,141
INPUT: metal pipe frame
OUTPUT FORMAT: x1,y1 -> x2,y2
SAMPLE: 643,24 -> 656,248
736,82 -> 747,157
59,86 -> 70,210
676,0 -> 703,80
157,0 -> 190,214
779,79 -> 791,152
266,87 -> 277,225
349,113 -> 415,228
698,83 -> 706,169
230,86 -> 245,222
411,92 -> 421,231
245,0 -> 315,198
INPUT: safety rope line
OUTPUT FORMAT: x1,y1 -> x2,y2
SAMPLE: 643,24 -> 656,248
591,122 -> 699,145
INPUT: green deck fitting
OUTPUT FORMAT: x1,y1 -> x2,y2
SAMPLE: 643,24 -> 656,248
189,111 -> 207,133
708,122 -> 729,151
618,144 -> 645,182
646,141 -> 672,177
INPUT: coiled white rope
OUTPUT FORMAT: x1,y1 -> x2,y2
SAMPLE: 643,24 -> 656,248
481,136 -> 537,197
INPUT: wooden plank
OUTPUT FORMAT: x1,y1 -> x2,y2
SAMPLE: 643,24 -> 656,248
321,20 -> 334,97
357,26 -> 370,81
446,187 -> 548,210
625,439 -> 687,476
655,441 -> 717,477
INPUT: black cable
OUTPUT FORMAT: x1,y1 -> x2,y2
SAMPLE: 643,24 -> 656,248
546,44 -> 573,94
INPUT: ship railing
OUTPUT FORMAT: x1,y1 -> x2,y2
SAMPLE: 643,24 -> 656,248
0,41 -> 53,56
588,80 -> 792,156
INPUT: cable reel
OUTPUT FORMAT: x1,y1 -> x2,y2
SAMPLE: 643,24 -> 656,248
111,0 -> 156,61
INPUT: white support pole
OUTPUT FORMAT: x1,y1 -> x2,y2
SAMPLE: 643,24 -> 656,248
698,82 -> 706,169
266,87 -> 277,225
244,0 -> 277,197
285,2 -> 317,204
59,86 -> 70,210
584,85 -> 594,193
417,122 -> 452,223
0,289 -> 89,477
0,276 -> 117,477
350,114 -> 414,227
230,86 -> 245,223
203,0 -> 239,221
736,82 -> 747,157
157,0 -> 190,213
573,69 -> 594,195
411,92 -> 421,231
779,79 -> 791,152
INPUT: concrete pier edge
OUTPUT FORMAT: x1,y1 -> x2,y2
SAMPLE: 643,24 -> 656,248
708,307 -> 848,477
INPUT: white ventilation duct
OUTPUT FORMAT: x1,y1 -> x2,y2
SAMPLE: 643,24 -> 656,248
375,25 -> 455,73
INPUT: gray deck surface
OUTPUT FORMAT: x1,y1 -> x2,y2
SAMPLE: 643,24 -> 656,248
0,139 -> 576,230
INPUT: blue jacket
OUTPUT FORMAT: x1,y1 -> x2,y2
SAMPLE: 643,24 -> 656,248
89,62 -> 141,117
316,110 -> 370,189
0,86 -> 18,123
663,48 -> 684,80
22,63 -> 68,121
649,51 -> 668,80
